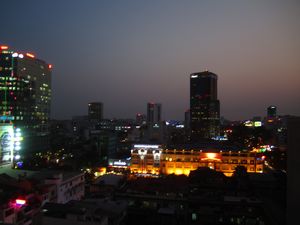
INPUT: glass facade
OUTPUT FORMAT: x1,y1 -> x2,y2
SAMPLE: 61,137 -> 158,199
0,47 -> 51,158
190,71 -> 220,140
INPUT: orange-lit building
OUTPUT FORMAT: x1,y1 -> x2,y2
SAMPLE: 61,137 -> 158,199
130,145 -> 264,176
161,149 -> 264,176
130,144 -> 162,175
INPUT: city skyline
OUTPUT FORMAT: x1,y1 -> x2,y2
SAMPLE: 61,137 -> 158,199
1,0 -> 299,121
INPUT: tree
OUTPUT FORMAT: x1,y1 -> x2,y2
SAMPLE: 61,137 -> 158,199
233,165 -> 248,179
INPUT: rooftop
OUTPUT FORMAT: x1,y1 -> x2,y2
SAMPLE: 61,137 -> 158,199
0,166 -> 83,183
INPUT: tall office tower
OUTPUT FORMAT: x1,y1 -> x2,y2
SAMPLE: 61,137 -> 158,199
88,102 -> 103,122
0,45 -> 52,162
147,102 -> 161,125
190,71 -> 220,140
267,105 -> 277,118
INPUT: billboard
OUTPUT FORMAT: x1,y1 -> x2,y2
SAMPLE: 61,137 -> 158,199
0,124 -> 14,164
108,159 -> 130,167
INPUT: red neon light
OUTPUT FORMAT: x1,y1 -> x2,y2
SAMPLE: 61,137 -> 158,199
26,53 -> 35,58
16,199 -> 26,205
0,45 -> 8,50
48,64 -> 52,69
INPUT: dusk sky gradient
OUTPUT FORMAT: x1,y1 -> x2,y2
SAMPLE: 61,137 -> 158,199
1,0 -> 300,120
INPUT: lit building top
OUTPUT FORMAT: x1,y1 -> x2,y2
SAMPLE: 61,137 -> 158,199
0,45 -> 52,131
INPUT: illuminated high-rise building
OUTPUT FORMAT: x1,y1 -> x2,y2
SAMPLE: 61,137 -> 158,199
190,71 -> 220,140
147,102 -> 161,125
88,102 -> 103,122
0,45 -> 51,162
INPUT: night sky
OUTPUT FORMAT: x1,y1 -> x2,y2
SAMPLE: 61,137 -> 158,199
1,0 -> 299,121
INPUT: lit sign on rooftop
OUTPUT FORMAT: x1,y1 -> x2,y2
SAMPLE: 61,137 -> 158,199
0,45 -> 8,50
134,144 -> 160,149
113,161 -> 127,166
26,53 -> 35,58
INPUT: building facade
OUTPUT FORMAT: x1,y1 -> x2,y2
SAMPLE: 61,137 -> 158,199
43,172 -> 85,204
130,145 -> 264,176
190,71 -> 220,140
130,144 -> 162,175
161,149 -> 264,176
0,45 -> 51,162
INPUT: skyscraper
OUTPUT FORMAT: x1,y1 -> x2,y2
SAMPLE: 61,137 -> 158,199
88,102 -> 103,122
267,105 -> 277,118
0,45 -> 51,162
190,71 -> 220,140
147,102 -> 161,125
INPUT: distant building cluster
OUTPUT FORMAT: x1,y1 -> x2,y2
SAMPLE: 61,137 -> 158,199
0,44 -> 225,168
0,44 -> 291,173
